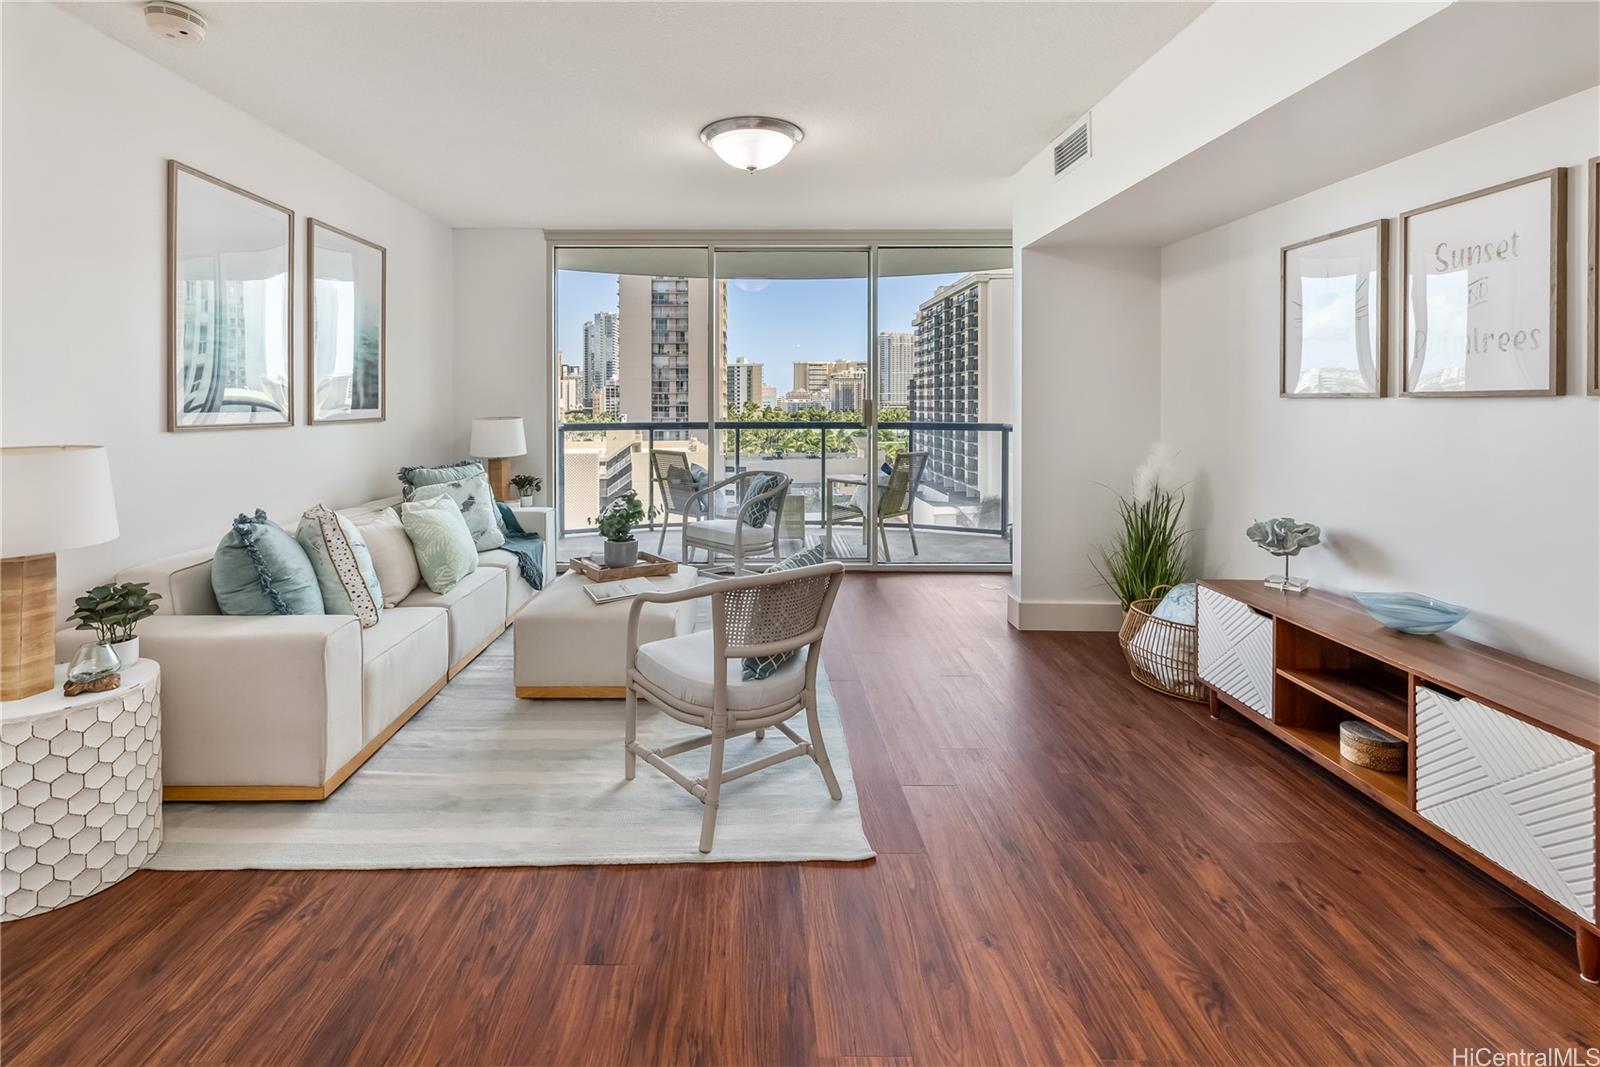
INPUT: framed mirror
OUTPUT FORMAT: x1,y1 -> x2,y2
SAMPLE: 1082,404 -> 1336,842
167,161 -> 293,431
307,219 -> 386,423
1281,219 -> 1388,397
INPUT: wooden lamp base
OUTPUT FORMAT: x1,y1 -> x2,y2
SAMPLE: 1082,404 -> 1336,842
485,456 -> 511,502
1,553 -> 57,702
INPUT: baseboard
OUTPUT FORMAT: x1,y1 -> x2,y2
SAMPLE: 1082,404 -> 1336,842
1007,595 -> 1123,632
163,672 -> 449,802
516,685 -> 626,700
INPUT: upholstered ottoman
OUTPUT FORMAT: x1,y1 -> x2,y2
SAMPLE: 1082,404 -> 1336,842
514,565 -> 698,699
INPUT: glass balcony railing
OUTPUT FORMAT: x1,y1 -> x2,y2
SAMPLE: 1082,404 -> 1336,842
556,417 -> 1013,568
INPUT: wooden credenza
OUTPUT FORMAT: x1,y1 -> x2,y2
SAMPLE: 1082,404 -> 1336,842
1197,580 -> 1599,983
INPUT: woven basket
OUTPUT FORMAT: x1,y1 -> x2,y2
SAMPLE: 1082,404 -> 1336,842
1117,585 -> 1204,703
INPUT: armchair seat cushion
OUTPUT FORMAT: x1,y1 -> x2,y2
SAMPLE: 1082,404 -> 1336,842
635,629 -> 806,711
684,518 -> 776,548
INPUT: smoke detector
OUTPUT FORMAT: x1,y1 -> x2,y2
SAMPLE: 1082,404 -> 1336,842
144,2 -> 207,47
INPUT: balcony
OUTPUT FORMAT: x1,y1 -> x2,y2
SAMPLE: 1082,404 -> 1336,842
557,418 -> 1012,568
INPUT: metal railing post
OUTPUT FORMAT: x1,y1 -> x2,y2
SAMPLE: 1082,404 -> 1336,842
1000,426 -> 1011,545
646,426 -> 656,531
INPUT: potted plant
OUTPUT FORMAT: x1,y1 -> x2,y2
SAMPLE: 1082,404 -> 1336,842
590,490 -> 656,568
1091,444 -> 1192,611
510,473 -> 542,507
68,581 -> 162,666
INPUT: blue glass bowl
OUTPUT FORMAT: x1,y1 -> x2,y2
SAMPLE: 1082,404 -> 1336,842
1352,592 -> 1469,635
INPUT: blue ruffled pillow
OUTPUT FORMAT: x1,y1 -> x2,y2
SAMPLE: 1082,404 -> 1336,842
211,510 -> 324,616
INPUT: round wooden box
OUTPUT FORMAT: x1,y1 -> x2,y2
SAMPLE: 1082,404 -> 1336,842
1338,720 -> 1405,774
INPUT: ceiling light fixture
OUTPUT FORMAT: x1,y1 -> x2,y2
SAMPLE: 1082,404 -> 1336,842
699,116 -> 804,173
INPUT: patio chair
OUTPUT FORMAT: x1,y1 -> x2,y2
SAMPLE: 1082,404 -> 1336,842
650,449 -> 708,555
623,560 -> 847,852
829,450 -> 927,562
680,470 -> 791,575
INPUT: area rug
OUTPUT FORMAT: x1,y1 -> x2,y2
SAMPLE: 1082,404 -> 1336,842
148,633 -> 874,870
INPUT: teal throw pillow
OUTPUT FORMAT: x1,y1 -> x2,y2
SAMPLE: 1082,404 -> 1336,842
397,459 -> 484,490
296,505 -> 384,627
211,510 -> 325,616
742,473 -> 785,528
400,496 -> 480,594
742,543 -> 830,680
403,472 -> 505,551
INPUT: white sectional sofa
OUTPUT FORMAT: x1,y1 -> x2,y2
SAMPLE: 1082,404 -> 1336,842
56,499 -> 555,801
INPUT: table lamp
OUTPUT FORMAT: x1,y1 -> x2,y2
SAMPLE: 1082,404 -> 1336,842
1,446 -> 120,701
469,416 -> 527,502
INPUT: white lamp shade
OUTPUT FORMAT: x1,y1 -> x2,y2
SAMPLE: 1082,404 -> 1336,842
469,417 -> 527,459
1,446 -> 120,557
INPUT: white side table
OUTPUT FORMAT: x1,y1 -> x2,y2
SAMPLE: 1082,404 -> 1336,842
1,659 -> 161,921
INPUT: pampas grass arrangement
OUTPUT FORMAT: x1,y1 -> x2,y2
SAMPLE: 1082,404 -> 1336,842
1091,443 -> 1193,611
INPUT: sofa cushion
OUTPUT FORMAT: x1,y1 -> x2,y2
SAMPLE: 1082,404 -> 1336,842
212,510 -> 324,617
404,472 -> 505,552
400,566 -> 506,671
401,497 -> 480,593
358,607 -> 448,742
346,507 -> 420,607
636,629 -> 807,711
118,549 -> 220,616
477,549 -> 536,618
297,505 -> 384,626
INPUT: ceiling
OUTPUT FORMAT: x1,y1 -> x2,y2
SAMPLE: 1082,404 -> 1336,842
63,1 -> 1205,230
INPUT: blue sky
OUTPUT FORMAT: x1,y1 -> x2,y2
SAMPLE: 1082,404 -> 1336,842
557,270 -> 963,394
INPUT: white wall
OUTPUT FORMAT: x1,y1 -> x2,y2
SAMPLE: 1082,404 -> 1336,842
1010,245 -> 1161,630
0,4 -> 455,619
450,230 -> 550,497
1161,89 -> 1599,678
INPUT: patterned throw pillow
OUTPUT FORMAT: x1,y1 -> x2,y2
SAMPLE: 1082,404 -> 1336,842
400,496 -> 480,594
741,473 -> 784,529
296,506 -> 384,627
742,543 -> 829,680
403,472 -> 506,552
212,510 -> 324,616
397,459 -> 484,490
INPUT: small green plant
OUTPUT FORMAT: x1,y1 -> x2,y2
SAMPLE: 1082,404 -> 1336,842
590,490 -> 657,544
510,473 -> 542,497
1090,444 -> 1193,611
69,582 -> 162,644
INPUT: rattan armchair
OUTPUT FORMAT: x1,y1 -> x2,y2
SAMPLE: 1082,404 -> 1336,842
829,450 -> 928,562
650,450 -> 708,555
680,470 -> 791,574
623,561 -> 847,853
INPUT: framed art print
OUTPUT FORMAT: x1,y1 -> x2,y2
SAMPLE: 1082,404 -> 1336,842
1401,168 -> 1567,397
307,219 -> 386,424
167,161 -> 294,430
1281,219 -> 1387,397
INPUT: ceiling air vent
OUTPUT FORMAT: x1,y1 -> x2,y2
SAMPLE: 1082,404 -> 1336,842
1052,115 -> 1091,179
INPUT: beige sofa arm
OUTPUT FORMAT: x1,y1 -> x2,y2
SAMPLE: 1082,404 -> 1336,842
117,614 -> 364,790
506,505 -> 557,586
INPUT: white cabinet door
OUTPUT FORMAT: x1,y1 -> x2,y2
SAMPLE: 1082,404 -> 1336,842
1415,685 -> 1596,923
1197,587 -> 1274,719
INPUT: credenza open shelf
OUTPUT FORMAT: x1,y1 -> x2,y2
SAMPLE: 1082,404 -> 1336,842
1196,579 -> 1599,984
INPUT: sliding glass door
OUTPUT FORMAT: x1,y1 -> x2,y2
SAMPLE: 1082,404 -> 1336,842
552,241 -> 1012,569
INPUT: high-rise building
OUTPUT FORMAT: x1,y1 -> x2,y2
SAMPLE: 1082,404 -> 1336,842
792,361 -> 832,394
876,331 -> 914,407
617,276 -> 726,431
558,364 -> 585,415
909,269 -> 1014,503
827,365 -> 866,413
726,357 -> 764,414
590,381 -> 620,417
581,311 -> 618,407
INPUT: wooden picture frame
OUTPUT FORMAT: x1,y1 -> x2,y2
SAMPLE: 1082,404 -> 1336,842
1400,168 -> 1567,397
1280,219 -> 1388,398
1589,156 -> 1598,397
167,161 -> 294,432
306,219 -> 387,424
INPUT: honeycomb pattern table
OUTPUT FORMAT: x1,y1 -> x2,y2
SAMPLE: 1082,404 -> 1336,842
1,659 -> 161,921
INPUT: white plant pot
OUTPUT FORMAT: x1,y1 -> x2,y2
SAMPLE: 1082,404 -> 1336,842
109,637 -> 139,665
519,496 -> 534,507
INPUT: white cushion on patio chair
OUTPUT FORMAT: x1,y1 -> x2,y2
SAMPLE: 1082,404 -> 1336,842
635,629 -> 807,711
686,518 -> 776,547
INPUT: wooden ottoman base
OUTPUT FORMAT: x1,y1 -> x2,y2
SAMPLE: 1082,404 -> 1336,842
517,685 -> 625,700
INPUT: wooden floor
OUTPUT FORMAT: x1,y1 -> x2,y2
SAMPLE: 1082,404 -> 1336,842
3,574 -> 1595,1066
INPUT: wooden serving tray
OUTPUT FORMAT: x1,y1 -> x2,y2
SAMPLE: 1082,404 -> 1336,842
569,551 -> 678,583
